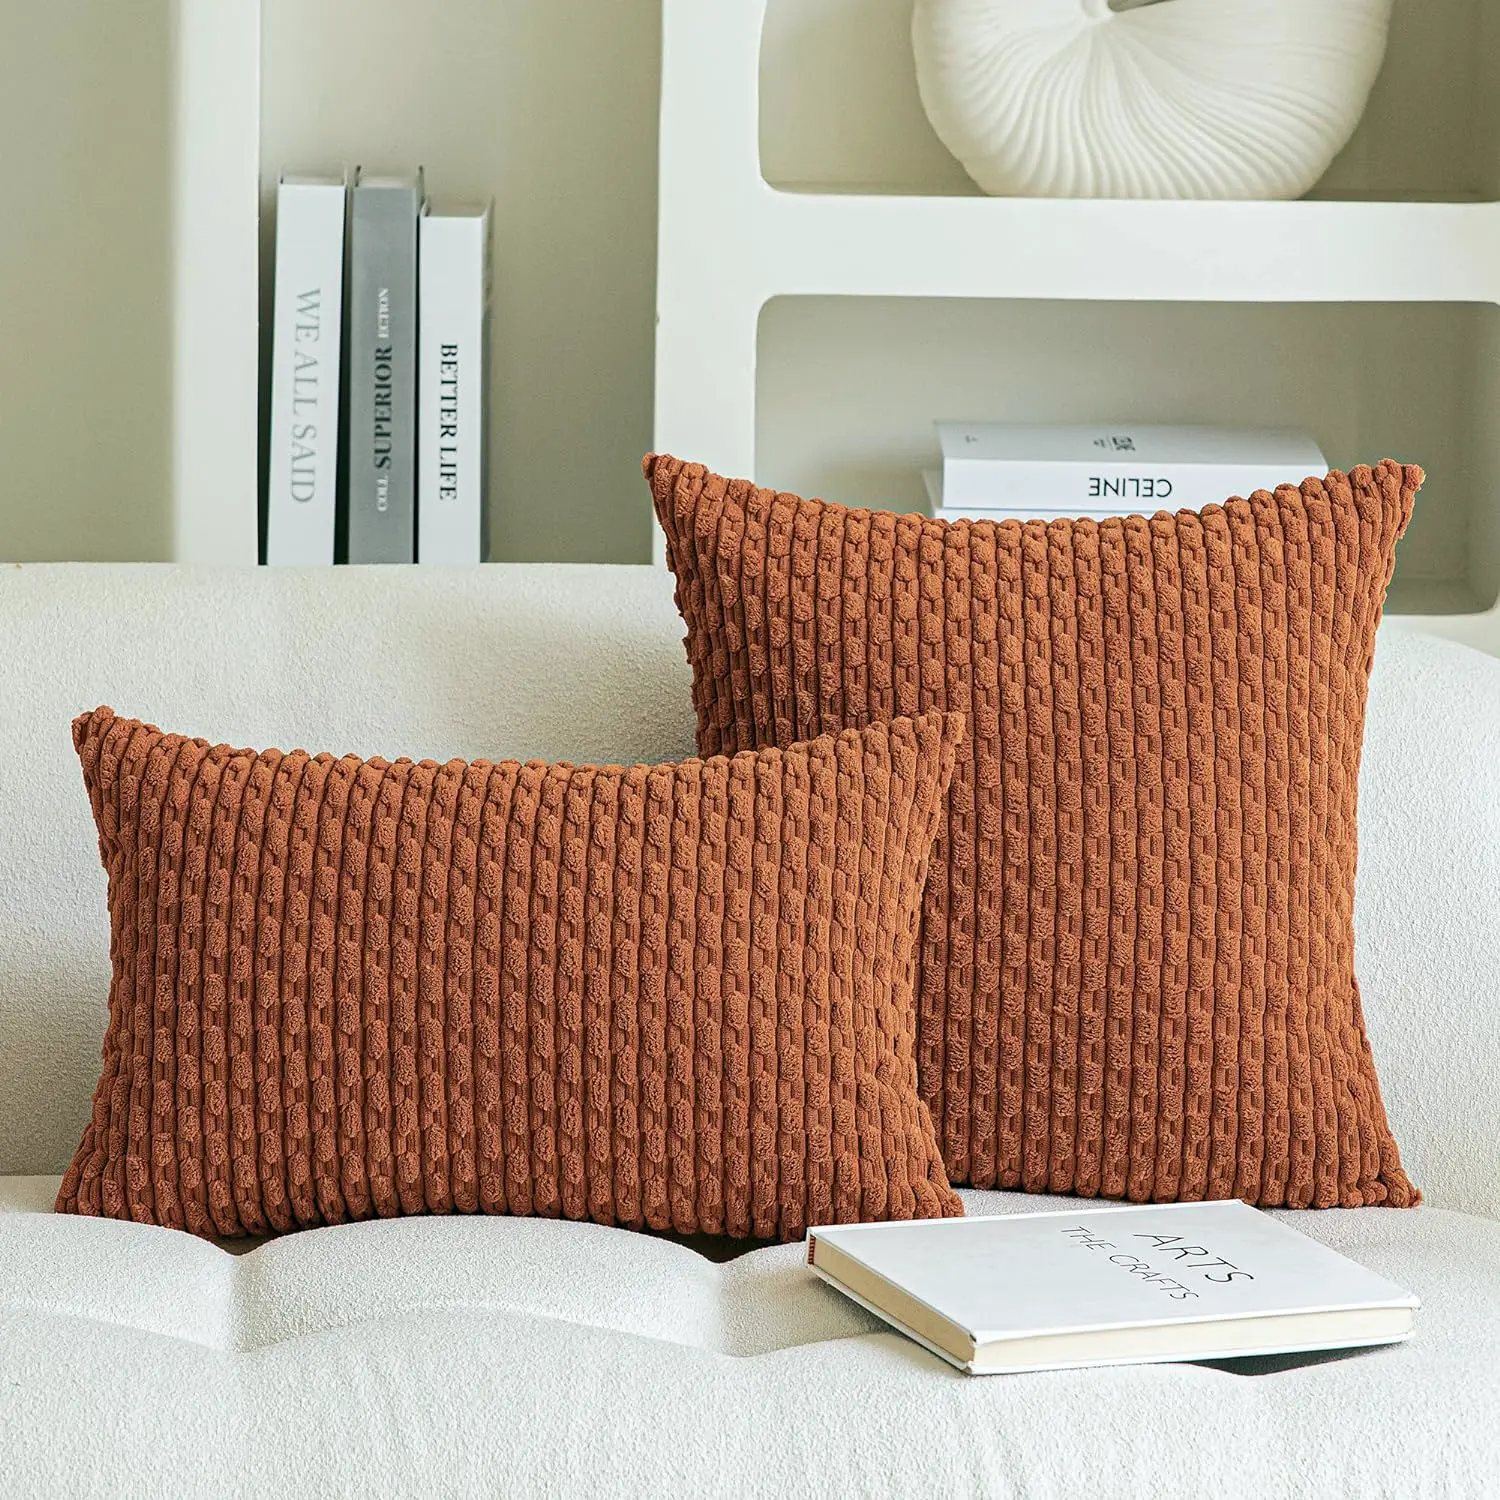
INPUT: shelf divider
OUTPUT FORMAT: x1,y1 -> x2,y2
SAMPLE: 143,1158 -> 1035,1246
170,0 -> 262,564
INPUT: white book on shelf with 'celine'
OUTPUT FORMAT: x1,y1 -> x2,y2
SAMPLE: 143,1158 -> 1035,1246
938,423 -> 1328,515
923,470 -> 1186,525
418,201 -> 492,564
924,470 -> 1144,525
265,174 -> 347,566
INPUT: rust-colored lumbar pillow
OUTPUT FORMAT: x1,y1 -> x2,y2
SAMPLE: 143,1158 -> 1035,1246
648,453 -> 1423,1210
59,707 -> 964,1241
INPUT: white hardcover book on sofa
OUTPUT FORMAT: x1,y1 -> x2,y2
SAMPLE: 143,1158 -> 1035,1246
809,1200 -> 1418,1375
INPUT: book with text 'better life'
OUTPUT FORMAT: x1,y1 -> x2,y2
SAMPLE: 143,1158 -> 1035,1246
418,201 -> 491,564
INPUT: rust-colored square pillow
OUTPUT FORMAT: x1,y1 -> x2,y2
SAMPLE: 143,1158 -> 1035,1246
648,454 -> 1422,1210
59,707 -> 964,1241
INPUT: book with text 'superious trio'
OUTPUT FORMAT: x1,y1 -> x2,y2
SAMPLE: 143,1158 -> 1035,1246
937,423 -> 1329,516
418,201 -> 492,564
347,168 -> 422,563
808,1200 -> 1418,1376
265,174 -> 347,565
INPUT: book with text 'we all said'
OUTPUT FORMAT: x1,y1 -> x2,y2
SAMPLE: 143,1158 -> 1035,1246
808,1200 -> 1418,1376
265,174 -> 347,566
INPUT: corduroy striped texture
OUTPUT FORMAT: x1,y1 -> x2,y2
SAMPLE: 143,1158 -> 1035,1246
58,708 -> 964,1241
648,454 -> 1422,1210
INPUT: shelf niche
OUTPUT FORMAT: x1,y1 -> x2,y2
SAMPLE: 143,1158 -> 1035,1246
759,0 -> 1500,203
257,0 -> 661,565
755,295 -> 1500,620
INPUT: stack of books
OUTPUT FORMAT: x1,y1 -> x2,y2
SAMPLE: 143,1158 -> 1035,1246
924,423 -> 1329,525
264,168 -> 492,566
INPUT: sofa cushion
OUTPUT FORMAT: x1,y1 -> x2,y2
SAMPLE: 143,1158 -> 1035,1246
59,708 -> 963,1241
649,455 -> 1421,1212
2,1176 -> 1496,1498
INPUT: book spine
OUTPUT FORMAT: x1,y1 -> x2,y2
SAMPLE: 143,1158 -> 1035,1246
942,462 -> 1315,513
347,181 -> 419,562
265,181 -> 346,565
418,209 -> 490,563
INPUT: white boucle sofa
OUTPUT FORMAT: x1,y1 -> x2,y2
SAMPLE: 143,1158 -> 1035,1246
1,563 -> 1498,1499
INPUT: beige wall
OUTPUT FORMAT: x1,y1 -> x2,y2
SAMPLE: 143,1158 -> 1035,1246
0,2 -> 174,562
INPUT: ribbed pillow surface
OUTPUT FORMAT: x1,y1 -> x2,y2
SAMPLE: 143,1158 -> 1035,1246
58,708 -> 964,1241
648,454 -> 1422,1210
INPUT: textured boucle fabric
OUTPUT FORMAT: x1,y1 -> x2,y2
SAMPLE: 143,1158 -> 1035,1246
6,1175 -> 1500,1498
648,454 -> 1422,1210
58,707 -> 964,1241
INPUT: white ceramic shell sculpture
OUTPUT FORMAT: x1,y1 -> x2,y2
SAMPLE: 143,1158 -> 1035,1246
912,0 -> 1395,199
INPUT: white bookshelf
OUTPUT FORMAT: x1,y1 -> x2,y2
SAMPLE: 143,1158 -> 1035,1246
161,0 -> 1500,636
655,0 -> 1500,652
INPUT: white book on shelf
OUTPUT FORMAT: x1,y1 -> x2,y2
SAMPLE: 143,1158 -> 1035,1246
808,1200 -> 1419,1376
938,423 -> 1328,515
923,470 -> 1188,525
265,174 -> 347,566
419,201 -> 492,564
